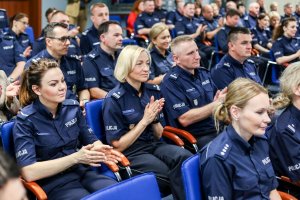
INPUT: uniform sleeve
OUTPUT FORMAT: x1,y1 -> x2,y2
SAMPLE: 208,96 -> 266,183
75,61 -> 88,91
31,40 -> 45,57
211,65 -> 234,90
160,79 -> 190,121
13,40 -> 26,63
201,157 -> 232,200
134,15 -> 145,34
277,129 -> 300,181
174,21 -> 186,36
166,11 -> 175,25
80,34 -> 92,55
82,58 -> 100,89
102,97 -> 129,145
271,40 -> 283,59
216,30 -> 228,53
13,117 -> 37,167
77,107 -> 98,145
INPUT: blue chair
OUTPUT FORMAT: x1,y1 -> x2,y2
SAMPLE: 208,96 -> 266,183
181,154 -> 202,200
25,26 -> 35,44
81,173 -> 161,200
0,9 -> 9,32
109,15 -> 121,23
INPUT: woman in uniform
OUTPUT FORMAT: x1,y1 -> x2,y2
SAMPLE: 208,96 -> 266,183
147,23 -> 173,85
102,45 -> 192,200
200,78 -> 281,199
267,62 -> 300,198
13,58 -> 120,200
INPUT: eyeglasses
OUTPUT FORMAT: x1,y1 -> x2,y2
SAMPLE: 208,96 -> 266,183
18,21 -> 29,26
47,36 -> 71,43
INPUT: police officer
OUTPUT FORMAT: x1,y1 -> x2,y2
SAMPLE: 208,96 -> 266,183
14,58 -> 121,200
267,63 -> 300,198
31,10 -> 81,60
26,22 -> 89,105
161,35 -> 227,149
271,17 -> 300,65
80,3 -> 109,55
148,23 -> 173,85
200,78 -> 280,199
243,2 -> 260,29
212,27 -> 262,90
154,0 -> 168,22
82,21 -> 123,99
165,0 -> 184,30
103,45 -> 192,200
135,0 -> 161,36
251,13 -> 272,58
7,13 -> 31,58
0,31 -> 26,81
216,9 -> 240,53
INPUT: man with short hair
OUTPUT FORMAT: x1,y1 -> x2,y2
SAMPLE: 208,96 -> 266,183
26,22 -> 89,105
166,0 -> 184,30
161,35 -> 226,149
282,3 -> 294,20
243,2 -> 260,28
135,0 -> 161,35
82,21 -> 123,99
80,3 -> 109,55
211,27 -> 262,89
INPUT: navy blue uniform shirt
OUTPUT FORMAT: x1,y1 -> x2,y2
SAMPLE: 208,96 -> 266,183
82,45 -> 119,92
166,10 -> 183,27
271,36 -> 300,64
135,12 -> 161,33
154,8 -> 168,21
251,26 -> 272,48
31,36 -> 82,60
26,49 -> 87,100
80,25 -> 99,55
200,125 -> 278,200
0,34 -> 26,76
202,18 -> 219,41
267,104 -> 300,182
161,66 -> 216,136
211,54 -> 262,89
243,14 -> 257,29
5,29 -> 31,53
216,25 -> 232,52
149,47 -> 173,79
103,82 -> 164,153
13,99 -> 98,192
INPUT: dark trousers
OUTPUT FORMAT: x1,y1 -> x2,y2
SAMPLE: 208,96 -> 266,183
124,141 -> 193,200
47,168 -> 117,200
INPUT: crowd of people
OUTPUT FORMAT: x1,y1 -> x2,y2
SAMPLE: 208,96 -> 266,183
0,0 -> 300,199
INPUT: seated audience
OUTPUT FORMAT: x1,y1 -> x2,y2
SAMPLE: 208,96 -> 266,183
127,0 -> 144,33
13,58 -> 121,200
268,62 -> 300,198
243,2 -> 260,29
166,0 -> 184,30
270,2 -> 278,12
272,17 -> 300,65
147,23 -> 173,85
102,45 -> 192,200
268,11 -> 281,36
161,35 -> 227,149
282,3 -> 294,20
200,78 -> 281,199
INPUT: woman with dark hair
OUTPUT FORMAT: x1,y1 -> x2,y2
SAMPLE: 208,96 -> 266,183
271,17 -> 300,65
8,13 -> 31,58
200,78 -> 281,199
251,13 -> 272,57
13,58 -> 120,200
127,0 -> 144,33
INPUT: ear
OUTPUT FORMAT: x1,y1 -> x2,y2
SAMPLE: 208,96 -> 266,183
45,38 -> 52,47
172,54 -> 180,65
229,105 -> 240,120
228,41 -> 233,49
31,85 -> 41,96
293,85 -> 300,96
100,33 -> 105,43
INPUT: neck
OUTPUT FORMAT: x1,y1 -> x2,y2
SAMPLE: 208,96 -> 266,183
39,98 -> 58,118
100,43 -> 116,59
229,52 -> 246,64
283,33 -> 292,38
12,26 -> 20,35
47,48 -> 62,60
126,79 -> 142,94
232,122 -> 252,142
156,46 -> 166,56
292,97 -> 300,110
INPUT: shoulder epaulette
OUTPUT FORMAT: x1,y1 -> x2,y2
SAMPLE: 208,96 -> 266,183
18,105 -> 36,119
199,66 -> 209,71
109,87 -> 126,100
223,62 -> 231,67
145,83 -> 160,91
82,29 -> 90,36
63,99 -> 79,106
169,73 -> 179,80
37,37 -> 45,41
214,142 -> 232,160
247,59 -> 255,63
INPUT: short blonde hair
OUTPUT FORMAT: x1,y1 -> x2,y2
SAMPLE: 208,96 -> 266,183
148,23 -> 169,50
170,35 -> 194,55
273,62 -> 300,109
90,3 -> 107,15
114,45 -> 151,83
214,78 -> 267,131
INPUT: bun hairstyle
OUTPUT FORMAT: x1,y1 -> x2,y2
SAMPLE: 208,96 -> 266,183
272,62 -> 300,109
214,78 -> 268,131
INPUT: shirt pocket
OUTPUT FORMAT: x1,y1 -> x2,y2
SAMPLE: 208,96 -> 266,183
34,132 -> 60,147
187,91 -> 201,107
233,176 -> 258,191
100,67 -> 114,77
123,112 -> 140,124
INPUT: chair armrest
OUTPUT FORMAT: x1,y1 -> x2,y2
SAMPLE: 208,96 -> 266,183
162,131 -> 185,147
21,179 -> 47,200
278,191 -> 298,200
104,161 -> 119,173
280,176 -> 300,187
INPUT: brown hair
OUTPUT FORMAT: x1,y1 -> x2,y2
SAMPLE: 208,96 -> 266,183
272,17 -> 296,41
131,0 -> 143,14
10,13 -> 28,28
148,22 -> 169,50
19,58 -> 59,107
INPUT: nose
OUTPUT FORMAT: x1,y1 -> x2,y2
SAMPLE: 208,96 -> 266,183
263,112 -> 271,124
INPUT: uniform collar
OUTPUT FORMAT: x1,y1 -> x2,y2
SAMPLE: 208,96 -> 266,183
97,45 -> 119,60
33,99 -> 62,119
123,82 -> 145,96
227,124 -> 254,152
151,46 -> 170,58
175,65 -> 200,80
44,49 -> 66,63
282,35 -> 293,41
290,104 -> 300,121
226,54 -> 245,67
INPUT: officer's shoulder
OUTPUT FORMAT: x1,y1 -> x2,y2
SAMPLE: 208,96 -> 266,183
107,85 -> 126,100
145,83 -> 160,91
199,66 -> 209,72
167,71 -> 179,80
36,36 -> 45,41
246,58 -> 255,64
82,28 -> 91,36
3,33 -> 14,40
87,49 -> 100,59
203,137 -> 233,161
65,54 -> 81,62
62,99 -> 79,106
276,37 -> 282,41
18,105 -> 36,119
